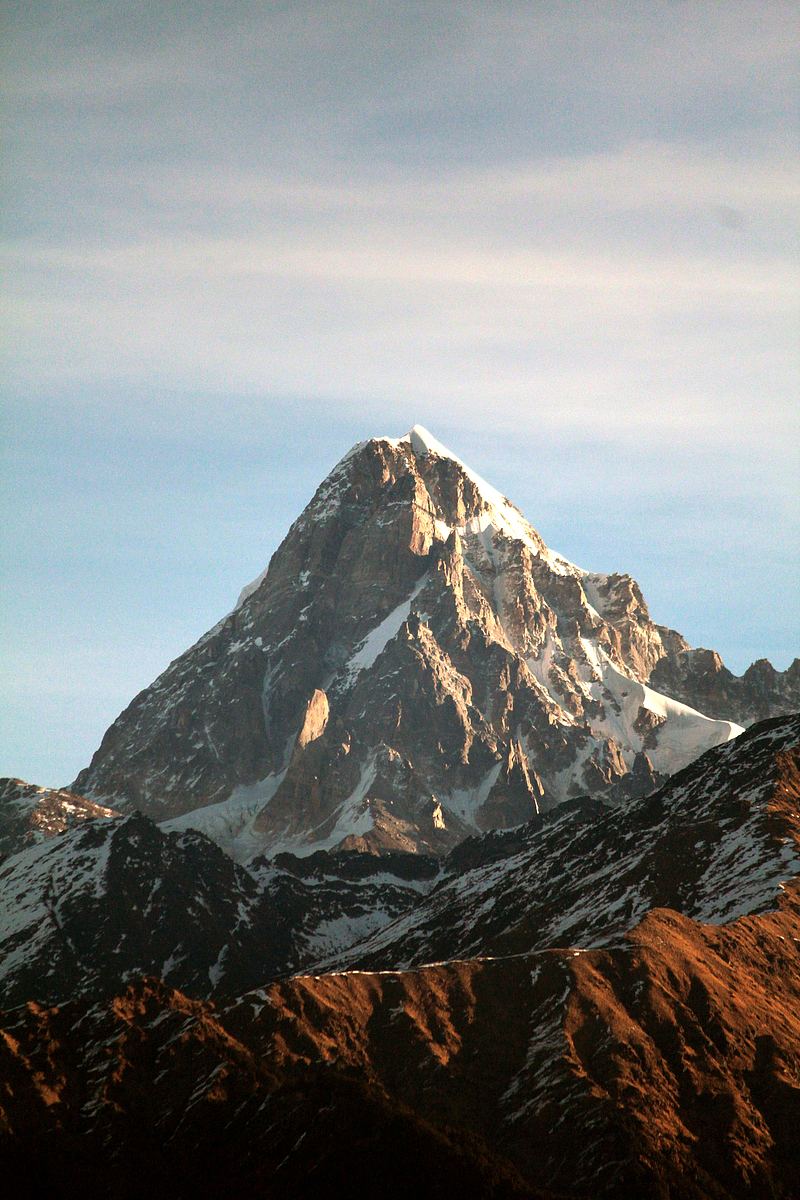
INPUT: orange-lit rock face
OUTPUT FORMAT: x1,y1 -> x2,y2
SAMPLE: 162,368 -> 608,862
294,688 -> 330,752
3,893 -> 798,1198
219,871 -> 799,1197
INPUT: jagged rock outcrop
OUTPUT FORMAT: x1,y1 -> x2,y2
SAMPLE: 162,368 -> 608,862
0,777 -> 118,861
650,646 -> 800,725
70,426 -> 793,856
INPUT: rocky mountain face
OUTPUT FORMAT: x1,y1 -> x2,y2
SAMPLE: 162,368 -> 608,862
0,777 -> 118,861
3,715 -> 799,1200
69,425 -> 796,858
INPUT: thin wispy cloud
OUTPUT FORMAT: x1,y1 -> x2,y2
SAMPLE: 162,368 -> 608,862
1,1 -> 798,783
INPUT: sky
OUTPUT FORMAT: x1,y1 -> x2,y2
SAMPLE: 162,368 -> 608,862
2,0 -> 798,786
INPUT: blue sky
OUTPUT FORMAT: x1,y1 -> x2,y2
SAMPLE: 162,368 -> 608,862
2,1 -> 798,786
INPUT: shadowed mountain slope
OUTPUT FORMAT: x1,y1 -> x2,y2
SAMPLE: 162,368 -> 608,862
2,715 -> 797,1016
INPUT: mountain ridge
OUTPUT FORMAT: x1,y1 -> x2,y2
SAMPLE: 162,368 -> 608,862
2,714 -> 797,1013
2,712 -> 798,1198
68,426 -> 797,858
3,426 -> 798,1198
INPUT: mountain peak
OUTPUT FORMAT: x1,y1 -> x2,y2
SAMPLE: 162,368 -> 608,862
404,424 -> 453,459
350,424 -> 460,465
70,425 -> 786,857
381,423 -> 534,547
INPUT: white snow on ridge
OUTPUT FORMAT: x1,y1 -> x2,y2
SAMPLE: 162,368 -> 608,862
0,829 -> 113,987
235,564 -> 270,610
343,574 -> 429,681
160,771 -> 286,862
400,426 -> 581,576
577,642 -> 743,777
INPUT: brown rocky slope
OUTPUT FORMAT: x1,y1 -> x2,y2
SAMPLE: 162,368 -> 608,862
2,717 -> 799,1198
0,777 -> 118,862
2,888 -> 797,1198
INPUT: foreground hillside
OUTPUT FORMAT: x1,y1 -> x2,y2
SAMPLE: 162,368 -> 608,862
2,714 -> 799,1198
3,888 -> 798,1197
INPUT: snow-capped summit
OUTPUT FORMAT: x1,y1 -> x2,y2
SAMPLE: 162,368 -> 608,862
71,427 -> 798,857
406,423 -> 442,455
